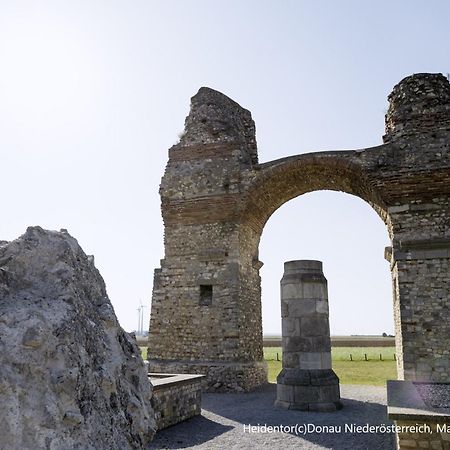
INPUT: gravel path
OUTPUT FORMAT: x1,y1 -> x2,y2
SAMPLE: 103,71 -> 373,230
149,384 -> 395,449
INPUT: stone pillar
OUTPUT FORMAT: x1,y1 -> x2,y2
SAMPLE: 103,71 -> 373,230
147,87 -> 267,392
275,260 -> 342,411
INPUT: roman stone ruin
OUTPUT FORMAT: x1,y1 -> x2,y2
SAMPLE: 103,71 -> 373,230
0,227 -> 156,450
148,73 -> 450,392
275,260 -> 341,411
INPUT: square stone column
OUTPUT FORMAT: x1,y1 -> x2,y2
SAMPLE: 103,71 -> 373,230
275,260 -> 342,411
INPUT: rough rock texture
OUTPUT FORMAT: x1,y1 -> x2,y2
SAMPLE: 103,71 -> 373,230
149,73 -> 450,391
0,227 -> 155,450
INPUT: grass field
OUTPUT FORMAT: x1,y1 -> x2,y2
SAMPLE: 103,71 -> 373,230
141,346 -> 397,386
264,347 -> 396,362
264,347 -> 397,386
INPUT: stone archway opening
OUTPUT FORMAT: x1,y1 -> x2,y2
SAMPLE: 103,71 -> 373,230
258,189 -> 393,343
237,158 -> 395,393
255,189 -> 395,411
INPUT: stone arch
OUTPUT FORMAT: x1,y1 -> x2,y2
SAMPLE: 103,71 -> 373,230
238,152 -> 388,261
233,153 -> 393,390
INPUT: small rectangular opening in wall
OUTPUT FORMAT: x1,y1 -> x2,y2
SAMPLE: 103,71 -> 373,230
199,285 -> 213,306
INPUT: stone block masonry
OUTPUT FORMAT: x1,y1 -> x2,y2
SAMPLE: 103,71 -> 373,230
148,73 -> 450,392
275,260 -> 341,411
150,374 -> 204,430
148,88 -> 268,391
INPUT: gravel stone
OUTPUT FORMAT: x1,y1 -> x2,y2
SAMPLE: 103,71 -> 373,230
414,382 -> 450,408
150,384 -> 395,449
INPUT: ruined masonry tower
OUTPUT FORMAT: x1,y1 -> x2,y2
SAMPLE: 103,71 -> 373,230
276,260 -> 341,411
148,73 -> 450,392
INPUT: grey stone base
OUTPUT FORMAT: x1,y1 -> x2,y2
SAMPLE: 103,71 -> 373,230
148,359 -> 268,392
276,369 -> 342,411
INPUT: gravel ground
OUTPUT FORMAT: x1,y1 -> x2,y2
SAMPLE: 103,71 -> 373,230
149,384 -> 396,450
414,382 -> 450,409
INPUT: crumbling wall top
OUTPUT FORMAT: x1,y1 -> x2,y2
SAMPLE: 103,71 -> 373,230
179,87 -> 258,166
384,73 -> 450,143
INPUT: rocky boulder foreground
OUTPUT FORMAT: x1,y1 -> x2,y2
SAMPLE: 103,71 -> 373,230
0,227 -> 155,450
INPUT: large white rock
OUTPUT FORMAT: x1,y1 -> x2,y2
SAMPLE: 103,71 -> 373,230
0,227 -> 156,450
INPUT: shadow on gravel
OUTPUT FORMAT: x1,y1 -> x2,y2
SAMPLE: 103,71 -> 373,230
149,416 -> 233,449
202,383 -> 395,449
149,384 -> 395,450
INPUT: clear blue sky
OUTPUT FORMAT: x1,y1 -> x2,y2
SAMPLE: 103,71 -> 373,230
1,1 -> 449,334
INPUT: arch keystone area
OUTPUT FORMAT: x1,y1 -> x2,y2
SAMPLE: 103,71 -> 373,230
148,74 -> 450,392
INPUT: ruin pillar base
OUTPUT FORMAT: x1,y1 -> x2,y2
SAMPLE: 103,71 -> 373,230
147,358 -> 268,392
275,368 -> 342,411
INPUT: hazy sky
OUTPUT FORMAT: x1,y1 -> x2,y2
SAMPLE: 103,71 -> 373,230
1,1 -> 449,335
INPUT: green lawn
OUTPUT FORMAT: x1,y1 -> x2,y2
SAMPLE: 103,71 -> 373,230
265,346 -> 396,361
332,360 -> 397,386
265,347 -> 397,386
141,346 -> 397,386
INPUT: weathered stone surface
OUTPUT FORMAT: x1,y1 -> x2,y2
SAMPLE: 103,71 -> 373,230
0,227 -> 155,450
149,73 -> 450,390
300,316 -> 330,337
